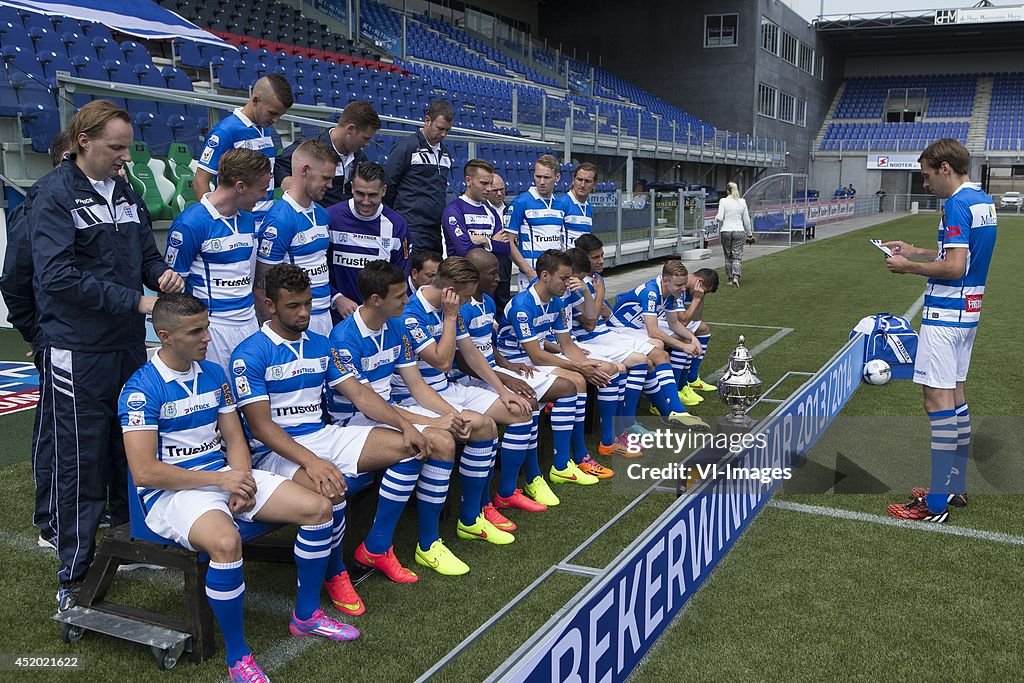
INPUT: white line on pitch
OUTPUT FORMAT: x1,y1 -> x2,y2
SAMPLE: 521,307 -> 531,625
902,292 -> 925,321
706,327 -> 794,383
769,500 -> 1024,546
704,321 -> 789,330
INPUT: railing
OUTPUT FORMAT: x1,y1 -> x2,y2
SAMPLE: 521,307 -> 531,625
984,138 -> 1024,154
817,138 -> 960,153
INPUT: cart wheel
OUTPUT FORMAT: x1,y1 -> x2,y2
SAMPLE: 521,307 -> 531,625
153,641 -> 184,670
60,622 -> 84,644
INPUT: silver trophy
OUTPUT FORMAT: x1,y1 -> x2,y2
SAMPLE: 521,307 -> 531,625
717,335 -> 763,430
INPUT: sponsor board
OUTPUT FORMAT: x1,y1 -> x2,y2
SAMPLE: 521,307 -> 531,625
0,362 -> 40,416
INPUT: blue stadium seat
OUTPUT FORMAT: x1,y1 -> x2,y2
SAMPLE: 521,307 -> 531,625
20,102 -> 60,152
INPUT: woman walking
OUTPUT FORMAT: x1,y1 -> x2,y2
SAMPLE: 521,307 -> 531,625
715,182 -> 753,288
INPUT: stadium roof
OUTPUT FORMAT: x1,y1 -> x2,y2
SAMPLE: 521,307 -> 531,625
815,6 -> 1024,55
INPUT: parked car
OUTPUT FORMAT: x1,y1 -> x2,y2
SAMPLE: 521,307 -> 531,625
1000,191 -> 1020,208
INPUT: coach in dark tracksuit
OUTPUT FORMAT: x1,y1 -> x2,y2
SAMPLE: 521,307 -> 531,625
26,101 -> 183,606
384,100 -> 454,254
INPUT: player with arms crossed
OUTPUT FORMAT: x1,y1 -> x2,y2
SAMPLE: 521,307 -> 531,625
232,265 -> 435,612
506,155 -> 565,290
120,293 -> 357,683
883,138 -> 997,523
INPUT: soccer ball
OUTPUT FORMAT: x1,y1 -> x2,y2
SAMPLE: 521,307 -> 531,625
863,359 -> 892,385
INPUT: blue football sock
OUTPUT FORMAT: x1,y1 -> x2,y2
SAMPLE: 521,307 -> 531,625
364,457 -> 422,555
949,403 -> 971,495
598,375 -> 623,447
655,363 -> 686,413
551,396 -> 575,470
571,392 -> 589,463
687,334 -> 710,384
524,412 -> 542,481
618,364 -> 647,433
324,501 -> 347,579
481,444 -> 496,509
293,521 -> 332,620
459,439 -> 496,525
416,459 -> 452,552
669,348 -> 691,386
206,559 -> 249,667
927,409 -> 958,513
499,419 -> 531,497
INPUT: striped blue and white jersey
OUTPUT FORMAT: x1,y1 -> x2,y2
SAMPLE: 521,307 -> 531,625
327,308 -> 416,423
506,188 -> 565,270
923,183 -> 997,328
230,323 -> 351,450
555,192 -> 592,249
565,276 -> 612,342
452,294 -> 497,381
391,288 -> 469,401
497,285 -> 571,363
197,108 -> 276,221
165,196 -> 257,325
119,354 -> 234,513
257,192 -> 332,318
610,277 -> 678,329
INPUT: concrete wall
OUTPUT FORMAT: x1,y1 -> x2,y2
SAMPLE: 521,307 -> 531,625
844,51 -> 1024,77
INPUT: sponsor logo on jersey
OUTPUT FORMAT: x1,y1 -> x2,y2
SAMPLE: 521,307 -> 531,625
234,375 -> 251,397
211,275 -> 252,288
127,411 -> 145,426
168,231 -> 184,248
274,402 -> 321,417
164,246 -> 178,266
945,225 -> 962,239
200,146 -> 214,164
232,359 -> 247,376
207,134 -> 220,148
221,382 -> 233,405
126,392 -> 147,410
965,294 -> 983,312
166,435 -> 222,458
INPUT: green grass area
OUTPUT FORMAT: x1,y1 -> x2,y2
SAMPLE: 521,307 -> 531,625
0,214 -> 1019,681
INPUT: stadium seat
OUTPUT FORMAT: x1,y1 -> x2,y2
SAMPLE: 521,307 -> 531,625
126,140 -> 173,219
20,102 -> 60,153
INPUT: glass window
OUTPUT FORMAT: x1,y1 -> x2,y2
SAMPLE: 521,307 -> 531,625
761,17 -> 779,55
799,43 -> 814,74
758,83 -> 777,118
705,14 -> 739,48
781,31 -> 798,65
779,92 -> 796,123
796,99 -> 807,127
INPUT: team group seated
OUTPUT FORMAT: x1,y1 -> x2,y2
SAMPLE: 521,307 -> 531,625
119,140 -> 722,678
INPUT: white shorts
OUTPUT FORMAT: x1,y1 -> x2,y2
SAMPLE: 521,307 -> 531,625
657,319 -> 700,335
461,366 -> 560,400
605,325 -> 655,349
432,382 -> 501,414
578,332 -> 654,364
913,324 -> 977,389
208,318 -> 259,377
258,423 -> 374,480
309,312 -> 333,338
346,404 -> 441,433
144,468 -> 287,550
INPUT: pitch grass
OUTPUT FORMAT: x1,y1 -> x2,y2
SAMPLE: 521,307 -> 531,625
0,214 -> 1020,681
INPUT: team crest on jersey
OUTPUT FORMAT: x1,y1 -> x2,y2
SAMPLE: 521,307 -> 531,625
379,237 -> 391,250
406,318 -> 428,344
162,402 -> 177,418
209,239 -> 223,253
127,411 -> 145,426
321,356 -> 330,372
235,375 -> 251,397
271,366 -> 285,380
126,392 -> 147,410
221,382 -> 233,406
296,231 -> 307,245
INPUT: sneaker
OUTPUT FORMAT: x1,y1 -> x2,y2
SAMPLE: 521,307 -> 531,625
494,488 -> 548,512
523,476 -> 561,506
354,543 -> 418,584
289,609 -> 360,641
482,503 -> 517,531
667,411 -> 710,429
37,534 -> 56,551
627,423 -> 655,438
887,497 -> 949,523
414,539 -> 470,575
228,653 -> 270,683
549,461 -> 599,486
616,432 -> 645,457
688,377 -> 717,392
678,386 -> 703,405
579,456 -> 614,479
597,441 -> 627,457
56,581 -> 83,612
648,404 -> 662,418
457,515 -> 515,545
324,571 -> 365,616
909,487 -> 968,508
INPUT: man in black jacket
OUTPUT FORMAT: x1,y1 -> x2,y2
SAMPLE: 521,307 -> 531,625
275,100 -> 381,206
384,100 -> 454,254
24,100 -> 183,609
